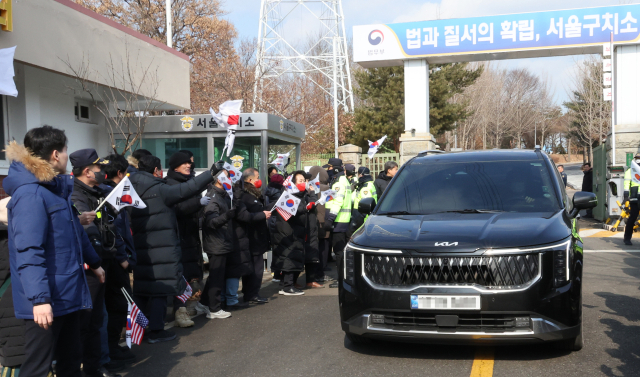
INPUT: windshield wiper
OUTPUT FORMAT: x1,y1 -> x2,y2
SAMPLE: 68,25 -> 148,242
381,211 -> 415,216
441,209 -> 506,214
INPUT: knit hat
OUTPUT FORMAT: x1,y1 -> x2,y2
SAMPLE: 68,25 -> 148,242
358,166 -> 371,175
169,152 -> 192,171
270,174 -> 284,185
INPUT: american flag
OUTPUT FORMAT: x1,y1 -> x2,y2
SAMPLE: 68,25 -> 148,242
126,302 -> 149,347
274,191 -> 300,221
175,277 -> 193,303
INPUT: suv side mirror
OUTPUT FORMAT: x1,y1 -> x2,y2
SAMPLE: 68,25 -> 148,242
569,191 -> 597,218
358,197 -> 376,215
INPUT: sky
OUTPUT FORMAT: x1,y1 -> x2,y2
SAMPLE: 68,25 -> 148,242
222,0 -> 636,106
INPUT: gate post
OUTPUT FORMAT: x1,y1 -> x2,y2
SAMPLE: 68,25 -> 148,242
401,59 -> 435,164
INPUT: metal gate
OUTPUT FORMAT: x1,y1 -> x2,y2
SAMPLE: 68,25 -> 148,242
362,153 -> 400,175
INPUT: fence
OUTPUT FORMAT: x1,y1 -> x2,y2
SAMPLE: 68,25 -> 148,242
297,153 -> 334,168
362,153 -> 400,174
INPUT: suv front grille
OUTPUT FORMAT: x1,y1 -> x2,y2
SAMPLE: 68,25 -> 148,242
372,311 -> 529,332
363,254 -> 540,289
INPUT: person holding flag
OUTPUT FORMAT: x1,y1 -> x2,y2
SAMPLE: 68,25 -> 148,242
272,171 -> 320,295
624,154 -> 640,245
128,155 -> 216,344
308,166 -> 335,284
197,164 -> 242,319
69,148 -> 124,376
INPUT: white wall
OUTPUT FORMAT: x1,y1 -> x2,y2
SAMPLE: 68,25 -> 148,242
1,64 -> 111,174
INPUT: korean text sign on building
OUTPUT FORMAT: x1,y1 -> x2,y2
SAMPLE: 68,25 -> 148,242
354,4 -> 640,66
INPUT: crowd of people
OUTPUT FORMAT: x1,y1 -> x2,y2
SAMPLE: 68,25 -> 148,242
0,125 -> 400,377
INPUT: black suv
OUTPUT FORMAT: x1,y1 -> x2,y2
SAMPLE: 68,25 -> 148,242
339,149 -> 596,351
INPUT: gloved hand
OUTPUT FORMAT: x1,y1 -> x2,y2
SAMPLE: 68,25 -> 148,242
200,196 -> 211,206
226,208 -> 237,219
306,202 -> 316,210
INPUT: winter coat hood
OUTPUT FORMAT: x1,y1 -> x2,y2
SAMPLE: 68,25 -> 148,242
127,155 -> 139,168
308,166 -> 329,185
3,142 -> 58,197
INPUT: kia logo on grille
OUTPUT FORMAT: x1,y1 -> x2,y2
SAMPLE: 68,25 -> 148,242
435,242 -> 458,247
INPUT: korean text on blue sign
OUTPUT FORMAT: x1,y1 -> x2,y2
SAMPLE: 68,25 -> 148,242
388,4 -> 640,57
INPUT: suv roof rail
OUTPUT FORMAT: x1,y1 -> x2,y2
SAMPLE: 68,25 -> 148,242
417,150 -> 446,157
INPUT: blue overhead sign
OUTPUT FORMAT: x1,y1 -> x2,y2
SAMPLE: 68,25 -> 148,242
353,4 -> 640,66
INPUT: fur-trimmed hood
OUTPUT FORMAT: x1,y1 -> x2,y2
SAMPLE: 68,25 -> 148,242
5,142 -> 56,182
2,142 -> 66,197
127,155 -> 139,168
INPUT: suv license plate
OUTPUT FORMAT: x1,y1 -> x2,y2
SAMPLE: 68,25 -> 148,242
410,295 -> 480,310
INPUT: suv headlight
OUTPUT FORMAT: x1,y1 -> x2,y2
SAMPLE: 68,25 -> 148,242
553,241 -> 571,287
344,245 -> 355,285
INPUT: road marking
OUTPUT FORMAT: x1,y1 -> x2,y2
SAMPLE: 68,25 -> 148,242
585,250 -> 640,253
470,347 -> 494,377
586,230 -> 620,238
579,229 -> 602,237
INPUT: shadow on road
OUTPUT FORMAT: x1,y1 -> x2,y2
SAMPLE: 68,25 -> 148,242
595,254 -> 640,376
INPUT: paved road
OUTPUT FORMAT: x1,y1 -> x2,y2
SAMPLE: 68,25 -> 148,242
120,221 -> 640,377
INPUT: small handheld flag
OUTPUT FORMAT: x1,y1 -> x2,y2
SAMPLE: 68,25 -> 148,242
318,189 -> 338,205
217,171 -> 234,202
98,175 -> 146,212
631,160 -> 640,185
122,288 -> 148,347
368,135 -> 387,159
270,153 -> 290,171
274,191 -> 301,221
223,162 -> 242,184
210,100 -> 243,157
309,173 -> 321,192
175,277 -> 193,303
283,175 -> 300,194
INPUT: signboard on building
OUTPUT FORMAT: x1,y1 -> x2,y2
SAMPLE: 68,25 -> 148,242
353,4 -> 640,67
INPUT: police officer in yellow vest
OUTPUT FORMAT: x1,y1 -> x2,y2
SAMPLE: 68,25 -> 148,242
325,159 -> 356,288
623,153 -> 640,245
350,167 -> 377,232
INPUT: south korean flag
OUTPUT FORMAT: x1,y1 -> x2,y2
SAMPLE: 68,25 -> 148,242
317,189 -> 338,205
274,191 -> 301,221
223,162 -> 241,184
309,173 -> 321,192
217,171 -> 234,201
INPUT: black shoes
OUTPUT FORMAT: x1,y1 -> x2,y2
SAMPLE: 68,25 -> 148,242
104,360 -> 125,372
329,282 -> 339,288
246,296 -> 269,304
85,366 -> 122,377
110,345 -> 136,364
624,239 -> 633,245
147,329 -> 177,344
227,301 -> 250,310
321,275 -> 335,282
280,287 -> 305,296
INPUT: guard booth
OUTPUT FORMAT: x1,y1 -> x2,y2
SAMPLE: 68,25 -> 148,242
131,113 -> 306,179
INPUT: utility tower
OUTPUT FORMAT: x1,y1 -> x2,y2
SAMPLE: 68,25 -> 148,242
254,0 -> 354,157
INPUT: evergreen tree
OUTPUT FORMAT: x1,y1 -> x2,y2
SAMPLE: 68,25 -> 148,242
350,63 -> 482,151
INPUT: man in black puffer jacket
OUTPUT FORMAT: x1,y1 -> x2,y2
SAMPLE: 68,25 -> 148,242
237,168 -> 272,304
374,160 -> 399,198
165,152 -> 210,328
129,155 -> 215,344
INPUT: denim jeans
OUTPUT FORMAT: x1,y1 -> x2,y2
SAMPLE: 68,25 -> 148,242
225,278 -> 239,306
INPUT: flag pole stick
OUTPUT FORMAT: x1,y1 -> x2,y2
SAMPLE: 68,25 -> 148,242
121,288 -> 132,304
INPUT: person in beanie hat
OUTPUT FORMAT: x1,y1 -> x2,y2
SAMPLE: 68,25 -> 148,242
165,152 -> 211,327
128,155 -> 217,343
178,150 -> 196,177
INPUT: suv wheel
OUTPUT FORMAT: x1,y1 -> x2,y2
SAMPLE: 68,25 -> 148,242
345,332 -> 373,345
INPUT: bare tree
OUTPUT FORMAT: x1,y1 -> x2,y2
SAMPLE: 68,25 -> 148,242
62,45 -> 164,155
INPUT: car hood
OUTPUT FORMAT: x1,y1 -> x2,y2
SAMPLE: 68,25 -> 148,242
351,211 -> 571,252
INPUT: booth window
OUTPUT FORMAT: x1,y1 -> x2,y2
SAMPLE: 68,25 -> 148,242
141,138 -> 208,169
214,137 -> 261,171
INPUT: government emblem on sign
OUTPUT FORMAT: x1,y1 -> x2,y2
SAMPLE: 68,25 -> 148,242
230,155 -> 244,170
180,116 -> 194,132
279,119 -> 284,131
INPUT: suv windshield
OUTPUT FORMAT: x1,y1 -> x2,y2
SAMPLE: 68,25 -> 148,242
377,159 -> 561,214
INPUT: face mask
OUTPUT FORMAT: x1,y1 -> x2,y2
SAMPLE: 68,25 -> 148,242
296,183 -> 307,192
254,179 -> 262,189
93,170 -> 106,185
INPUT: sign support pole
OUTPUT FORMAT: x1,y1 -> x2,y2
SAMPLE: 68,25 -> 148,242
333,37 -> 339,158
611,32 -> 615,166
166,0 -> 172,48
